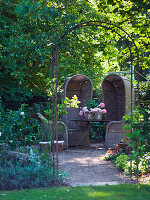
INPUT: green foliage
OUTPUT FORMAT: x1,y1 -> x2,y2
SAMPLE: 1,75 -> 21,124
62,95 -> 80,109
1,184 -> 150,200
44,95 -> 80,120
116,152 -> 150,175
1,0 -> 149,108
123,108 -> 146,158
138,108 -> 150,151
115,154 -> 130,171
140,79 -> 150,110
104,139 -> 150,176
104,149 -> 124,163
123,108 -> 148,176
139,152 -> 150,174
0,0 -> 65,105
0,99 -> 41,149
105,150 -> 150,176
0,149 -> 65,190
89,122 -> 106,142
0,0 -> 149,139
85,100 -> 99,110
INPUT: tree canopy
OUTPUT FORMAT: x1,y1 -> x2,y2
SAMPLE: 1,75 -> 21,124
0,0 -> 149,107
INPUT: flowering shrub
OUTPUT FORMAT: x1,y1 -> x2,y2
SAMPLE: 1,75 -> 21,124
104,141 -> 150,176
0,99 -> 41,149
79,100 -> 107,117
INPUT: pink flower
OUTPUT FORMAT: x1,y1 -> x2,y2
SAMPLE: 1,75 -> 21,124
102,109 -> 107,114
97,108 -> 102,112
90,108 -> 94,112
79,110 -> 84,116
100,102 -> 105,108
92,107 -> 100,112
82,107 -> 89,112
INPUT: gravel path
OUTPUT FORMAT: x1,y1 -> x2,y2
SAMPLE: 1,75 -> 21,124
58,146 -> 131,186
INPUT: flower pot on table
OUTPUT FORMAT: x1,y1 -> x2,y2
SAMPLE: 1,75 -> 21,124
84,111 -> 102,121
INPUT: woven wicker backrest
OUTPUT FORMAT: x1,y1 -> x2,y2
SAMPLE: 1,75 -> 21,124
63,75 -> 93,146
102,73 -> 134,121
105,120 -> 127,147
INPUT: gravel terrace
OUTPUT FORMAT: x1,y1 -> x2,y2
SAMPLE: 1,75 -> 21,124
58,145 -> 131,187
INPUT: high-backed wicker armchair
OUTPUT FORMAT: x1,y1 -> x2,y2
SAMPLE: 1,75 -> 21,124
102,73 -> 134,148
63,74 -> 93,146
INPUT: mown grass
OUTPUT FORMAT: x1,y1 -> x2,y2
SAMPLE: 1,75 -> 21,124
0,184 -> 150,200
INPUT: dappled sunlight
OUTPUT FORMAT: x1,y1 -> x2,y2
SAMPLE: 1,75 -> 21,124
58,149 -> 131,186
87,191 -> 109,198
60,156 -> 105,166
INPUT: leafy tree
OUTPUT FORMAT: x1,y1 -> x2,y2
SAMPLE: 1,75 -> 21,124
0,0 -> 65,107
0,0 -> 149,108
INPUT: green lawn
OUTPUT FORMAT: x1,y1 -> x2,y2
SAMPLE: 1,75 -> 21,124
0,184 -> 150,200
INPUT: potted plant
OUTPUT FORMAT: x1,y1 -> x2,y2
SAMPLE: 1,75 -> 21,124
79,100 -> 107,121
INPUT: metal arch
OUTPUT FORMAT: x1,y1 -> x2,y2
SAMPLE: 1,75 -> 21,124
55,20 -> 137,111
51,47 -> 58,184
51,20 -> 140,184
56,20 -> 139,108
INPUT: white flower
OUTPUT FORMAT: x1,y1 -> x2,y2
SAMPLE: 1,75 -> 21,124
0,132 -> 2,137
20,112 -> 24,115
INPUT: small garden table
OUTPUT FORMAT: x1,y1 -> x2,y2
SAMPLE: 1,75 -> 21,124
71,120 -> 110,146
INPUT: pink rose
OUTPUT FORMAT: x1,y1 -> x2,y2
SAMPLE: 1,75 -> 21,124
93,107 -> 100,112
100,102 -> 105,108
79,110 -> 84,116
102,109 -> 107,114
82,107 -> 89,112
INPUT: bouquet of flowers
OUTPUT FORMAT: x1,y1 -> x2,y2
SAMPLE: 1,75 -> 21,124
79,100 -> 107,120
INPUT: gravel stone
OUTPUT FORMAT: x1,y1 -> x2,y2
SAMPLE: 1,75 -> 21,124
58,146 -> 131,186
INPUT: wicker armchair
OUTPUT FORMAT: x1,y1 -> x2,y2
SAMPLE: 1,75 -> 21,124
62,74 -> 93,146
37,113 -> 68,150
102,73 -> 134,148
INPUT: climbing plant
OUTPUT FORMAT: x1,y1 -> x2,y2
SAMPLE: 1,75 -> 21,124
123,108 -> 149,180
